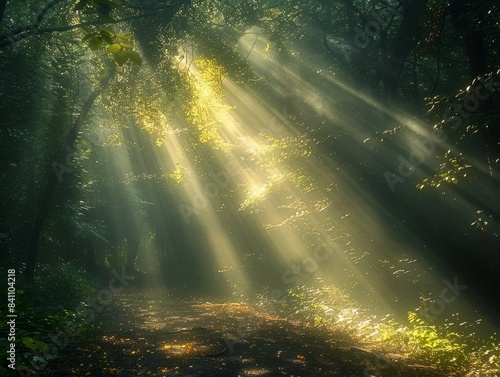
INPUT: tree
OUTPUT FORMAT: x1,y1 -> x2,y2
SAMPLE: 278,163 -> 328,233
26,69 -> 115,283
379,0 -> 430,100
0,0 -> 7,23
449,0 -> 489,78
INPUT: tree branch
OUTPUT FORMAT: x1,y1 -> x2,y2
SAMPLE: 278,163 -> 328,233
0,11 -> 165,49
0,0 -> 69,48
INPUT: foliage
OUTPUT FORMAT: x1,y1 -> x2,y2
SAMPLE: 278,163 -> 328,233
257,282 -> 500,376
186,58 -> 232,148
0,262 -> 101,375
417,150 -> 477,189
82,27 -> 142,66
32,262 -> 101,306
375,311 -> 467,368
418,70 -> 500,189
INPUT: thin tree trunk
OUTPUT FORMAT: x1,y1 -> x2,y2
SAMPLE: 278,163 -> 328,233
381,0 -> 429,101
449,1 -> 498,171
0,0 -> 7,24
124,229 -> 141,275
85,238 -> 98,272
449,0 -> 488,78
26,70 -> 115,283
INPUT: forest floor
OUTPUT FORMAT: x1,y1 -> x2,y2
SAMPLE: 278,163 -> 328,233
36,286 -> 446,377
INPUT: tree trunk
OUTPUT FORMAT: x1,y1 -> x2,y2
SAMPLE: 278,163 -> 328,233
0,0 -> 7,24
26,70 -> 115,283
124,226 -> 141,275
449,0 -> 488,78
380,0 -> 429,100
85,238 -> 98,272
449,1 -> 498,171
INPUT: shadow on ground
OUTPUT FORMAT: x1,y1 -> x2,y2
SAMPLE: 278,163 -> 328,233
37,287 -> 443,377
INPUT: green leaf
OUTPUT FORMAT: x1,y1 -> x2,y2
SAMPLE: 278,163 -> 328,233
95,0 -> 119,9
120,43 -> 134,49
100,29 -> 114,44
22,337 -> 49,352
88,36 -> 104,51
114,50 -> 127,66
99,15 -> 117,23
82,32 -> 97,42
126,50 -> 142,65
115,33 -> 133,41
74,0 -> 88,11
107,43 -> 121,53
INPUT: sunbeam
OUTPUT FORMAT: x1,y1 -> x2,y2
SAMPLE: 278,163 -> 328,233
3,1 -> 500,376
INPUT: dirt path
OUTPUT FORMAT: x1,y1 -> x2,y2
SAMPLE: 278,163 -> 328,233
37,287 -> 442,376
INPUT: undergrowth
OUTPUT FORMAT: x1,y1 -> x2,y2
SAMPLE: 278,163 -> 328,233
256,281 -> 500,377
0,262 -> 102,376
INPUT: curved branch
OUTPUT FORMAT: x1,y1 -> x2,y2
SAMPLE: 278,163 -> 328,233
0,9 -> 171,49
0,11 -> 165,49
34,0 -> 68,28
0,0 -> 69,48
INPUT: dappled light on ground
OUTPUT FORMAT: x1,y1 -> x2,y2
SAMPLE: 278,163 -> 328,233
37,288 -> 454,377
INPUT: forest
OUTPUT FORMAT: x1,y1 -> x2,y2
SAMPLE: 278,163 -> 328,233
1,0 -> 499,376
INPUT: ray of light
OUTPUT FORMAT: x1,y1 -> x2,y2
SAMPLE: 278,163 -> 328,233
100,23 -> 500,335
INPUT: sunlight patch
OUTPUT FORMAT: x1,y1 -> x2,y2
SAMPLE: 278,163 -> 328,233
239,367 -> 272,376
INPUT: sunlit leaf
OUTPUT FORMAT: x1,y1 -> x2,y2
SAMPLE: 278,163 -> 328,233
100,29 -> 115,44
120,43 -> 134,50
22,337 -> 49,352
107,44 -> 121,53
